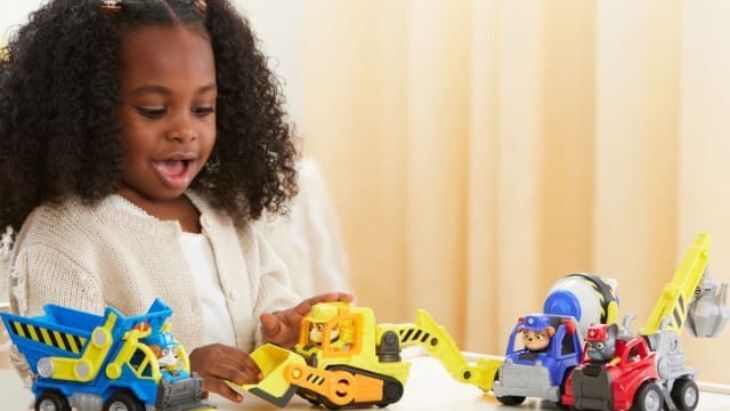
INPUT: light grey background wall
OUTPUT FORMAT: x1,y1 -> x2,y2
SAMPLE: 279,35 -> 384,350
0,0 -> 302,125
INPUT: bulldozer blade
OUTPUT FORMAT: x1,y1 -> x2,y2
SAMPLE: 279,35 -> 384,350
224,343 -> 305,407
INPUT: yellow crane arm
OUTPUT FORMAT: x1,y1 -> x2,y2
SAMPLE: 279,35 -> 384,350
640,233 -> 711,336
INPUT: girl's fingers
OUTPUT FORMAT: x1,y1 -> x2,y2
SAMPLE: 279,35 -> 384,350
260,314 -> 297,347
260,292 -> 354,347
296,292 -> 354,314
203,377 -> 244,403
208,360 -> 260,385
218,345 -> 261,373
280,308 -> 303,326
260,312 -> 284,339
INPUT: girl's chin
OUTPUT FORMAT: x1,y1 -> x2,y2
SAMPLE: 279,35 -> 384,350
118,183 -> 191,203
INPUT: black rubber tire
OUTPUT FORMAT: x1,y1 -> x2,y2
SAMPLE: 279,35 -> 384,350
35,390 -> 71,411
318,394 -> 342,411
496,395 -> 527,406
493,369 -> 526,406
671,378 -> 699,411
304,396 -> 321,406
103,391 -> 145,411
376,380 -> 405,407
632,382 -> 664,411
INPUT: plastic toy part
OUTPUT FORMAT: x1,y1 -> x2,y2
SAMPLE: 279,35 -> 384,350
228,302 -> 492,409
543,273 -> 619,337
227,343 -> 305,406
686,270 -> 729,338
563,232 -> 728,411
639,233 -> 728,337
492,314 -> 582,405
1,299 -> 215,411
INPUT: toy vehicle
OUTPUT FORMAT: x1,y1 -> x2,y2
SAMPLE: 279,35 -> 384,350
562,233 -> 729,411
488,274 -> 619,406
491,314 -> 582,405
227,302 -> 501,409
543,273 -> 620,337
1,299 -> 214,411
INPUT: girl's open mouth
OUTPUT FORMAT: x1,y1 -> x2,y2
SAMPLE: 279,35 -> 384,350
152,159 -> 194,189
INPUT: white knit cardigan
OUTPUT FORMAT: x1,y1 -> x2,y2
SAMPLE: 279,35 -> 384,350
8,192 -> 299,380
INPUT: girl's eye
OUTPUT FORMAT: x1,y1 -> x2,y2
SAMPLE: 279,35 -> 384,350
137,107 -> 167,119
193,106 -> 215,116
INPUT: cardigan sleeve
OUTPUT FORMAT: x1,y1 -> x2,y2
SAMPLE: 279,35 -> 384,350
256,159 -> 352,297
250,229 -> 301,346
8,244 -> 104,386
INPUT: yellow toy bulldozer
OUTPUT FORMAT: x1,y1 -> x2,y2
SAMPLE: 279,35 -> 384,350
227,302 -> 501,409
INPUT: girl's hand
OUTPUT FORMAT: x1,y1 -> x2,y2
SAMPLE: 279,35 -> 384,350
189,343 -> 262,403
260,292 -> 354,348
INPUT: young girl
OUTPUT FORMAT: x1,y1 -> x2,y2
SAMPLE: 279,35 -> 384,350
0,0 -> 351,403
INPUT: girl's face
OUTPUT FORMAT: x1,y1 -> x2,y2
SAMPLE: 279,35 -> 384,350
117,25 -> 217,202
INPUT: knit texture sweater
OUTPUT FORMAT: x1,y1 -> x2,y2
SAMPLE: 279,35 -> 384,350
8,192 -> 299,381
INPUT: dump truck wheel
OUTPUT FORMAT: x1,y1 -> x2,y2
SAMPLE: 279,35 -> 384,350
36,390 -> 71,411
103,391 -> 145,411
671,378 -> 699,411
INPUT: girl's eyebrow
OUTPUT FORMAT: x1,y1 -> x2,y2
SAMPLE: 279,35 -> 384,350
129,83 -> 217,96
198,83 -> 217,93
130,85 -> 170,96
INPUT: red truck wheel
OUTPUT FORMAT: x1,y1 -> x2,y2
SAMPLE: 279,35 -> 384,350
633,382 -> 664,411
671,378 -> 699,411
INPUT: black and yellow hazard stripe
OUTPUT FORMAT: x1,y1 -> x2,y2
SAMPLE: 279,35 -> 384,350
306,372 -> 326,386
672,293 -> 686,329
568,273 -> 619,324
398,328 -> 433,345
8,320 -> 87,354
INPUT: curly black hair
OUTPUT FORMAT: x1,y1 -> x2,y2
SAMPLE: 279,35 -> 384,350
0,0 -> 299,230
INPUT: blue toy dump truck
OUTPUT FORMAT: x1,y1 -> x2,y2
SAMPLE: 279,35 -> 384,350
1,299 -> 214,411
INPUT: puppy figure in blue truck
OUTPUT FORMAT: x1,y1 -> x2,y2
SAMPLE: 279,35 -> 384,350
1,299 -> 214,411
492,314 -> 583,405
491,274 -> 620,406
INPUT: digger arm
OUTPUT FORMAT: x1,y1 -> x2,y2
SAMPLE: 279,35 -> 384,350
377,309 -> 502,392
640,232 -> 727,337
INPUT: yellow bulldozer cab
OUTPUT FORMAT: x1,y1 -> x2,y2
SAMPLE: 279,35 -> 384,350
299,303 -> 364,359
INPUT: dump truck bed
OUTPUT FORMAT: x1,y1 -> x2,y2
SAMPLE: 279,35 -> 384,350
1,306 -> 100,373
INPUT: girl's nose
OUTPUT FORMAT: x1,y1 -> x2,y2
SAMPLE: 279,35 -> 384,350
165,128 -> 197,143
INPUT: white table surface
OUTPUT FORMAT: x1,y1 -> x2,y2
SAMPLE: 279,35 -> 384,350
3,356 -> 730,411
